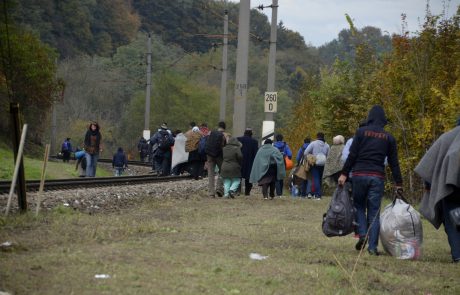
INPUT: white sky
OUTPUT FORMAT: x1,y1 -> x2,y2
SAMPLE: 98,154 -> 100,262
249,0 -> 460,46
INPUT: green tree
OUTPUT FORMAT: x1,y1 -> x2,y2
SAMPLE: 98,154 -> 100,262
0,1 -> 62,144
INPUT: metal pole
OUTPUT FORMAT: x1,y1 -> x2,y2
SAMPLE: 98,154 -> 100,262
232,0 -> 250,137
219,9 -> 229,121
9,103 -> 27,212
144,33 -> 152,139
265,0 -> 278,122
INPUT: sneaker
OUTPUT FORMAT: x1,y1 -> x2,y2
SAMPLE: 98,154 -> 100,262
263,197 -> 269,200
368,249 -> 380,256
453,258 -> 460,263
314,197 -> 322,200
355,237 -> 367,251
307,194 -> 313,199
229,191 -> 235,198
216,191 -> 223,198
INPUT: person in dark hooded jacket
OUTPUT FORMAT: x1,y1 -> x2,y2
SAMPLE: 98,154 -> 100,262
338,105 -> 403,256
237,128 -> 259,196
112,147 -> 128,176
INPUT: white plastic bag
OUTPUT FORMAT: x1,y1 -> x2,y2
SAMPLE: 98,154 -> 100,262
380,198 -> 423,259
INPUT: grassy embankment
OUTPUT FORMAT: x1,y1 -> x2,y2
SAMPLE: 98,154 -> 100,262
0,194 -> 458,294
0,144 -> 112,180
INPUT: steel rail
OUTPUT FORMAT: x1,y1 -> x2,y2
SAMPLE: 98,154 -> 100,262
49,156 -> 152,167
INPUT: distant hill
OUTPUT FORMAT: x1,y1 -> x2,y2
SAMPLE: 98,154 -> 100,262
12,0 -> 308,58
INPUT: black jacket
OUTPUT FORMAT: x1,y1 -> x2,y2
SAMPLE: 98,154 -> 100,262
341,105 -> 403,185
113,150 -> 128,168
237,135 -> 259,179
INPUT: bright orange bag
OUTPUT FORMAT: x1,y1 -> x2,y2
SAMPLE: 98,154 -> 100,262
284,156 -> 293,170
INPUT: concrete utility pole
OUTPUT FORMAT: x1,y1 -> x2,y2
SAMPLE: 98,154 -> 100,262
261,0 -> 278,142
266,0 -> 278,122
232,0 -> 250,137
143,33 -> 152,140
219,8 -> 229,121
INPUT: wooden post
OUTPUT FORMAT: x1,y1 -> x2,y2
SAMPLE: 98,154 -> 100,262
35,144 -> 50,215
10,103 -> 27,212
5,124 -> 28,216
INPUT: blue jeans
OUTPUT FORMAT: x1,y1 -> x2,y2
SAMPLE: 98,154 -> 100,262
442,192 -> 460,261
85,153 -> 99,177
275,179 -> 284,196
352,175 -> 385,251
311,165 -> 324,197
299,179 -> 311,197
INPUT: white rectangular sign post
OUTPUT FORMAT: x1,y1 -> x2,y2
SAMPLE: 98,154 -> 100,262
262,120 -> 275,143
264,92 -> 277,113
143,130 -> 151,141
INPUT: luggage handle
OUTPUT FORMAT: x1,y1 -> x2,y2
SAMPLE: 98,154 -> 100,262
393,188 -> 409,205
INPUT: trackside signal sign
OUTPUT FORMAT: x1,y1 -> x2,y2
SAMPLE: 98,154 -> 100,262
264,92 -> 277,113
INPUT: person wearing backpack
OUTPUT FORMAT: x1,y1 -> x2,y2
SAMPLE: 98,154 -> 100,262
205,121 -> 228,197
304,132 -> 330,200
338,105 -> 403,256
273,134 -> 292,197
61,138 -> 73,162
149,122 -> 175,176
112,147 -> 128,176
137,137 -> 149,162
296,137 -> 311,198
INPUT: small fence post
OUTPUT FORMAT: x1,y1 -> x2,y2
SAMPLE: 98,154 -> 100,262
10,102 -> 27,212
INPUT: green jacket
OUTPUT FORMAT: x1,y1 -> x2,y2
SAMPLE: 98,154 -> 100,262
221,137 -> 243,178
249,143 -> 286,183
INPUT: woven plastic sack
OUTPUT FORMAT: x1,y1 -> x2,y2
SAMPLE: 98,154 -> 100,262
380,198 -> 423,259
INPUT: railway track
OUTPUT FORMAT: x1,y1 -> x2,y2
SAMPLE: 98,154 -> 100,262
0,174 -> 192,194
50,156 -> 152,167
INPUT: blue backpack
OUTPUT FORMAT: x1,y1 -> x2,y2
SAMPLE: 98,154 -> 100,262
198,136 -> 208,156
61,141 -> 69,152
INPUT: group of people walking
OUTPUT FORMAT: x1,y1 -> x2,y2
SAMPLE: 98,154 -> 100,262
64,104 -> 458,263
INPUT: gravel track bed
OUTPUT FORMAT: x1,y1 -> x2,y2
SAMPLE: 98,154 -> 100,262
1,178 -> 208,214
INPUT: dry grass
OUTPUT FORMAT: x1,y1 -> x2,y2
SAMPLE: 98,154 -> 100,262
0,193 -> 458,294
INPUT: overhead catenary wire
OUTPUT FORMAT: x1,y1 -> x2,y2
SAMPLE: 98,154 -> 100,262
199,2 -> 268,43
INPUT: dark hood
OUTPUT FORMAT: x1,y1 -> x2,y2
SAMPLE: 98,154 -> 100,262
366,105 -> 387,127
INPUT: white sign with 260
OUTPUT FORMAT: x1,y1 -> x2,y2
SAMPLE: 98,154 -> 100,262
264,92 -> 277,113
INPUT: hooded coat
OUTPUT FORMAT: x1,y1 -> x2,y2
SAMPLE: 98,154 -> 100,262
237,135 -> 259,179
221,137 -> 243,178
249,143 -> 286,184
414,126 -> 460,228
341,105 -> 402,185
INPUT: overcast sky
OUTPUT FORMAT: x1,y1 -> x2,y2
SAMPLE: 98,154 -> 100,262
251,0 -> 460,47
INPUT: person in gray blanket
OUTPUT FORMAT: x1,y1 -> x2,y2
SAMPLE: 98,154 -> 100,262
414,117 -> 460,263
